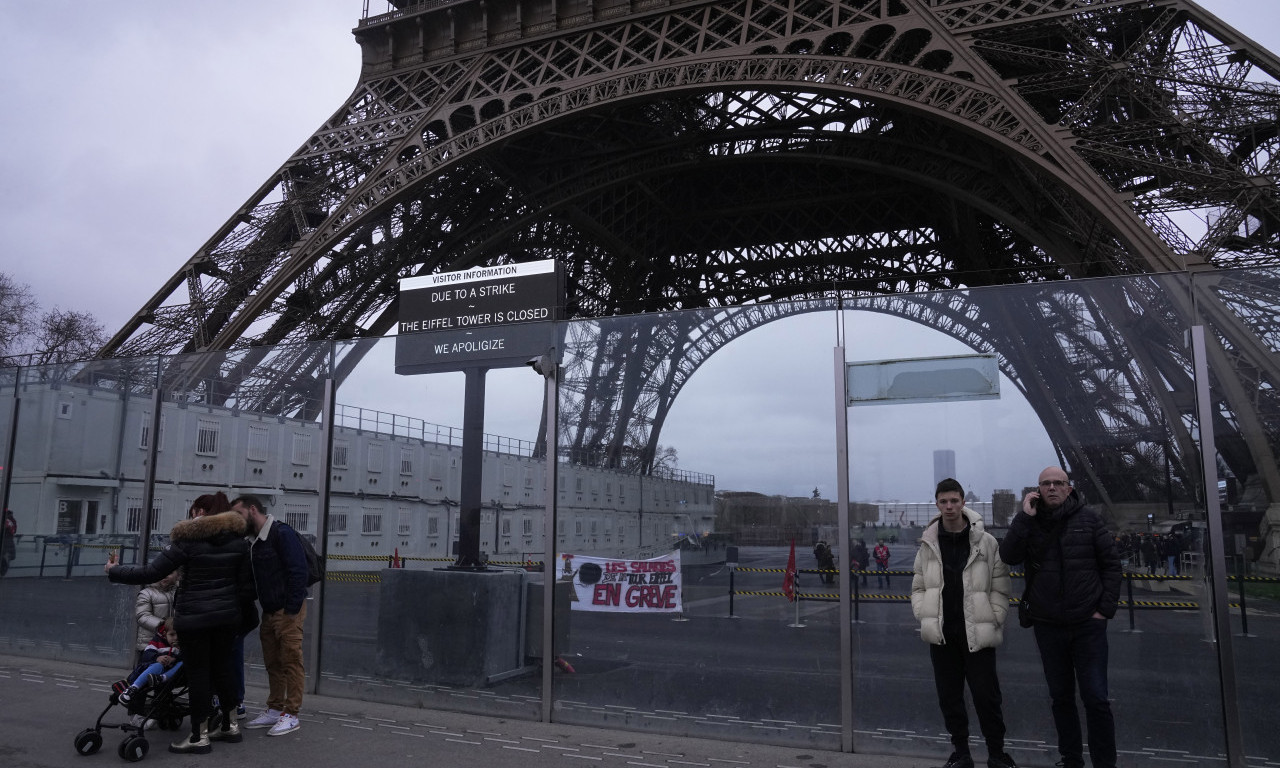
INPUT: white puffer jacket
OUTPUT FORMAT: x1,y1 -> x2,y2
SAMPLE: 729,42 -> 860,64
910,507 -> 1010,651
134,581 -> 176,651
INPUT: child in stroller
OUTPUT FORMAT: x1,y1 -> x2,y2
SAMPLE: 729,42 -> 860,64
75,624 -> 190,761
113,624 -> 184,727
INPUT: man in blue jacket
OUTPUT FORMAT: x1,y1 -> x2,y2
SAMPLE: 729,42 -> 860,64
232,495 -> 309,737
999,467 -> 1121,768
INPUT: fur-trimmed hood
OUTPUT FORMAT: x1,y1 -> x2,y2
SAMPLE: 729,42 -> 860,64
170,510 -> 246,542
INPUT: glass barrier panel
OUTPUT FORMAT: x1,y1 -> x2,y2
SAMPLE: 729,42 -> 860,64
320,334 -> 546,719
841,273 -> 1233,765
149,342 -> 336,708
550,304 -> 844,749
0,356 -> 161,665
0,266 -> 1272,764
1193,267 -> 1280,763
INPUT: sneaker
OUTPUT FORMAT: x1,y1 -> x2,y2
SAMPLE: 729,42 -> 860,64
943,753 -> 975,768
129,714 -> 147,729
118,686 -> 139,703
988,753 -> 1018,768
147,672 -> 167,688
236,704 -> 246,720
209,721 -> 242,743
245,708 -> 282,729
267,713 -> 300,736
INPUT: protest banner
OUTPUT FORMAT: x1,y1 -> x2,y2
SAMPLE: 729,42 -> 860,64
559,551 -> 683,613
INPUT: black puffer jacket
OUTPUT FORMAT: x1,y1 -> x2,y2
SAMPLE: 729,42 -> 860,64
999,490 -> 1121,624
108,511 -> 255,632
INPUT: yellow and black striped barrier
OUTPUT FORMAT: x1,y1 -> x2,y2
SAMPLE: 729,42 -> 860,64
323,571 -> 383,583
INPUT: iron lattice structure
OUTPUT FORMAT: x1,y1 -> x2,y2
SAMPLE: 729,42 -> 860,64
100,0 -> 1280,518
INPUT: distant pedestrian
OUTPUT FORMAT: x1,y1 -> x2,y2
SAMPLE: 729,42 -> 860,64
1162,533 -> 1181,577
851,540 -> 870,588
1140,535 -> 1157,575
874,541 -> 891,589
1,509 -> 16,576
813,541 -> 836,585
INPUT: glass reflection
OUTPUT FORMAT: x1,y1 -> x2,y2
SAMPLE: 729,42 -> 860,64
0,269 -> 1274,764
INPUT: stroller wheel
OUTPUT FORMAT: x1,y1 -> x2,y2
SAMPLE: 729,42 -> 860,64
118,735 -> 149,762
74,728 -> 103,755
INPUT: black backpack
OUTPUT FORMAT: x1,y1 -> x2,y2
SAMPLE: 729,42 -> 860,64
278,522 -> 325,587
300,533 -> 325,587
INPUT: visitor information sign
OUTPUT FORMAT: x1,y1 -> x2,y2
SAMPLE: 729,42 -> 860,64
396,261 -> 561,373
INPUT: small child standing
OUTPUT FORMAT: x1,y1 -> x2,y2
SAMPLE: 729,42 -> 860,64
113,624 -> 184,728
134,572 -> 178,666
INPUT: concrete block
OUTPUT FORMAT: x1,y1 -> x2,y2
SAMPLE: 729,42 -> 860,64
376,568 -> 526,686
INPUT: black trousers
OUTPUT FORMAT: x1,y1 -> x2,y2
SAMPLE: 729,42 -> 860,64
179,624 -> 239,738
929,640 -> 1006,755
1033,619 -> 1116,768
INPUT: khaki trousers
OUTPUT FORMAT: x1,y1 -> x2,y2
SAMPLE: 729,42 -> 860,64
259,604 -> 306,715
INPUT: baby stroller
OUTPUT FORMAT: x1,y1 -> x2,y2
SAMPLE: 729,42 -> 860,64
74,667 -> 189,762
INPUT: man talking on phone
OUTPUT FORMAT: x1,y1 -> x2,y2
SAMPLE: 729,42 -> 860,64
999,467 -> 1121,768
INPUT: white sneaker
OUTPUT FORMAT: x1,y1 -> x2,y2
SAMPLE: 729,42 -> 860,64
267,713 -> 299,736
245,708 -> 282,729
129,714 -> 147,728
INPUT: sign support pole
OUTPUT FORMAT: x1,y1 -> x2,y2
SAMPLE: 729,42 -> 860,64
455,366 -> 487,568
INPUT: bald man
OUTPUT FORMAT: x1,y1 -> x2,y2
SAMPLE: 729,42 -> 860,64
999,467 -> 1120,768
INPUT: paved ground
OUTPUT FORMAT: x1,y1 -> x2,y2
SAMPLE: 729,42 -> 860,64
1,653 -> 931,768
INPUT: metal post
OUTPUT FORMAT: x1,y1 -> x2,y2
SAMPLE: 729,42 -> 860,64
833,345 -> 854,752
456,367 -> 487,568
139,385 -> 163,565
538,348 -> 559,723
1,382 -> 21,579
852,577 -> 861,623
1124,573 -> 1138,633
1235,558 -> 1250,638
728,567 -> 735,618
1190,325 -> 1246,768
304,372 -> 336,695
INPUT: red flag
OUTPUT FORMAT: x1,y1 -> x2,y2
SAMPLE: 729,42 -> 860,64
783,539 -> 797,602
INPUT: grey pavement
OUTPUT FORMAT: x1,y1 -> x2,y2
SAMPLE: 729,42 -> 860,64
1,653 -> 930,768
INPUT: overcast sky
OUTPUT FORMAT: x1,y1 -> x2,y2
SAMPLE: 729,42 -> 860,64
2,1 -> 1275,503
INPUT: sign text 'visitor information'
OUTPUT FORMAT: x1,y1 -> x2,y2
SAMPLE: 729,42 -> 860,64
398,261 -> 558,334
395,261 -> 560,374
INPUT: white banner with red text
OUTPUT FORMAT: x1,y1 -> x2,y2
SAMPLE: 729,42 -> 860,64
559,551 -> 683,613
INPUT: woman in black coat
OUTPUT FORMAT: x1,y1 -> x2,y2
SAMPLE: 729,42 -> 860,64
105,510 -> 255,754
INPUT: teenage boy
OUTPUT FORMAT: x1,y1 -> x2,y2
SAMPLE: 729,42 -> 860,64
911,478 -> 1016,768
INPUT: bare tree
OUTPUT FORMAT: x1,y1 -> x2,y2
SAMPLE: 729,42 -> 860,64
0,272 -> 38,359
0,272 -> 107,367
651,444 -> 679,476
28,308 -> 107,366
